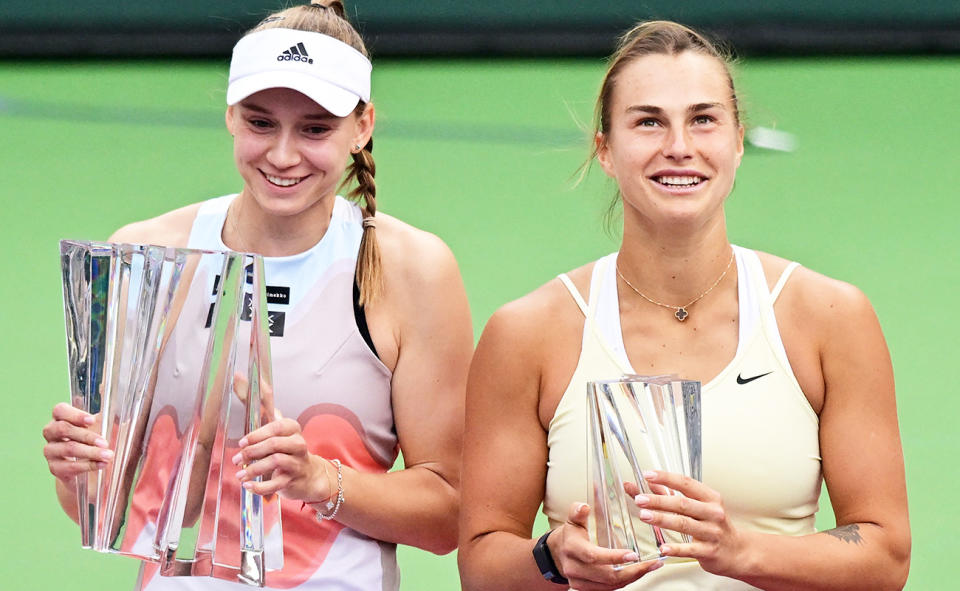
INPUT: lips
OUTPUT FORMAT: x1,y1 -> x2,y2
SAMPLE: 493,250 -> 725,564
262,172 -> 307,187
652,175 -> 705,187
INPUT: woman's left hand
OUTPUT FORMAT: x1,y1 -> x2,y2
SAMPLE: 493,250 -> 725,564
232,418 -> 334,503
632,470 -> 747,577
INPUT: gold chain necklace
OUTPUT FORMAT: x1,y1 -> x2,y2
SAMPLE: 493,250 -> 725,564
615,249 -> 735,322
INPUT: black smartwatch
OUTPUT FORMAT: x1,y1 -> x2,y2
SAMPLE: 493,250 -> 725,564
532,530 -> 569,585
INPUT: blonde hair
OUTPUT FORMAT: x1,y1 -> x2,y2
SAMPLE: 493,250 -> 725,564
249,1 -> 382,306
594,20 -> 739,139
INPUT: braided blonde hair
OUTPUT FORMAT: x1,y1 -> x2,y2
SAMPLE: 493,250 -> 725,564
249,1 -> 382,305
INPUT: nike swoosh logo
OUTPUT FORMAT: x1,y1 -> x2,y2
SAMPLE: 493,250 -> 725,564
736,371 -> 773,385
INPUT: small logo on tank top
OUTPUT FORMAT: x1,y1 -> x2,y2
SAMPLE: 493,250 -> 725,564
266,286 -> 290,305
736,371 -> 773,385
268,311 -> 286,337
204,293 -> 286,336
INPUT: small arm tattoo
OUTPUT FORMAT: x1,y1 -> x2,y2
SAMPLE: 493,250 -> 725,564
825,524 -> 863,545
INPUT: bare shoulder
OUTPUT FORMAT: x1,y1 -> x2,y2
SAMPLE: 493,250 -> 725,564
373,213 -> 460,287
478,260 -> 594,362
756,250 -> 878,337
108,202 -> 204,247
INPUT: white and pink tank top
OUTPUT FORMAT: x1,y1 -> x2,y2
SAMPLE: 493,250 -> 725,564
136,194 -> 399,591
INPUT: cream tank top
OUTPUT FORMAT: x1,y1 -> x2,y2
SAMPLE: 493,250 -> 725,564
137,194 -> 400,591
545,246 -> 822,590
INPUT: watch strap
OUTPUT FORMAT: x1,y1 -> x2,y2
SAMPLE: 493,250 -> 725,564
532,530 -> 569,585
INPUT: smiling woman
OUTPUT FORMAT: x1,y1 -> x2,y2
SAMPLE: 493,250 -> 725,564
595,51 -> 744,237
458,20 -> 911,591
224,87 -> 375,253
40,2 -> 473,590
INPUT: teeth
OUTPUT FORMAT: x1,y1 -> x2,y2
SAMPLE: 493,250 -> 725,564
265,174 -> 304,187
656,175 -> 702,187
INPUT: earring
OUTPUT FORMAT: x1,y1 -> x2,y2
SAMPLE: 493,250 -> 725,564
353,144 -> 362,152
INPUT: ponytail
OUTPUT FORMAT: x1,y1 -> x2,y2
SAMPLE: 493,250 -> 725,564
343,132 -> 381,306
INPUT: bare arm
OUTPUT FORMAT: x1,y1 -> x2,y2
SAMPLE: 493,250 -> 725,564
332,230 -> 473,553
459,302 -> 555,590
637,277 -> 910,590
744,280 -> 910,589
458,292 -> 661,591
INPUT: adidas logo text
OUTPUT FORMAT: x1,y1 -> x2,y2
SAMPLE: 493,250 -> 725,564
277,42 -> 314,64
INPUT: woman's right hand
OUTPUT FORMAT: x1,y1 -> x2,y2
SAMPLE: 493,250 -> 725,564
548,502 -> 663,591
42,402 -> 113,484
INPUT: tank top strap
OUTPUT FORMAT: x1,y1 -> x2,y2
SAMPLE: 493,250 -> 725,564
556,254 -> 616,319
557,273 -> 588,317
591,253 -> 634,373
590,254 -> 614,320
771,261 -> 801,302
187,194 -> 234,251
730,245 -> 760,351
737,246 -> 798,377
733,245 -> 768,301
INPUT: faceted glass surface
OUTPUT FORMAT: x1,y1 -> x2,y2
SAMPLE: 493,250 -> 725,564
60,240 -> 283,587
586,376 -> 702,563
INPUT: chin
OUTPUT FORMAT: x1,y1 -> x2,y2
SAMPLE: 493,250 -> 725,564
279,191 -> 337,216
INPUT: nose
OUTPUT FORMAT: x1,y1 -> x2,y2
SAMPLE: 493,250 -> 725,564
266,130 -> 301,169
661,126 -> 693,161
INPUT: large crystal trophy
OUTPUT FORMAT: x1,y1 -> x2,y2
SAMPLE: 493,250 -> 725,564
586,375 -> 702,562
59,240 -> 283,587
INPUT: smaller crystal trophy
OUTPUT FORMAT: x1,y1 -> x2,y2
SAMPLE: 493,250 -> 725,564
60,240 -> 283,587
586,375 -> 702,562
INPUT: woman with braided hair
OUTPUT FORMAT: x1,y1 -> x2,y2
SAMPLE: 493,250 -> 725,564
41,2 -> 472,589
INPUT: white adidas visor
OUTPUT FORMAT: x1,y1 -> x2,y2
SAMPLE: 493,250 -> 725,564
227,28 -> 371,117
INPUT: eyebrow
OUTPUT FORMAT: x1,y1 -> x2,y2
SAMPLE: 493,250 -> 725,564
239,101 -> 336,120
625,102 -> 724,115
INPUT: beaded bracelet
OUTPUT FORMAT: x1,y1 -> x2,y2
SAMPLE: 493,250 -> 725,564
306,459 -> 344,522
